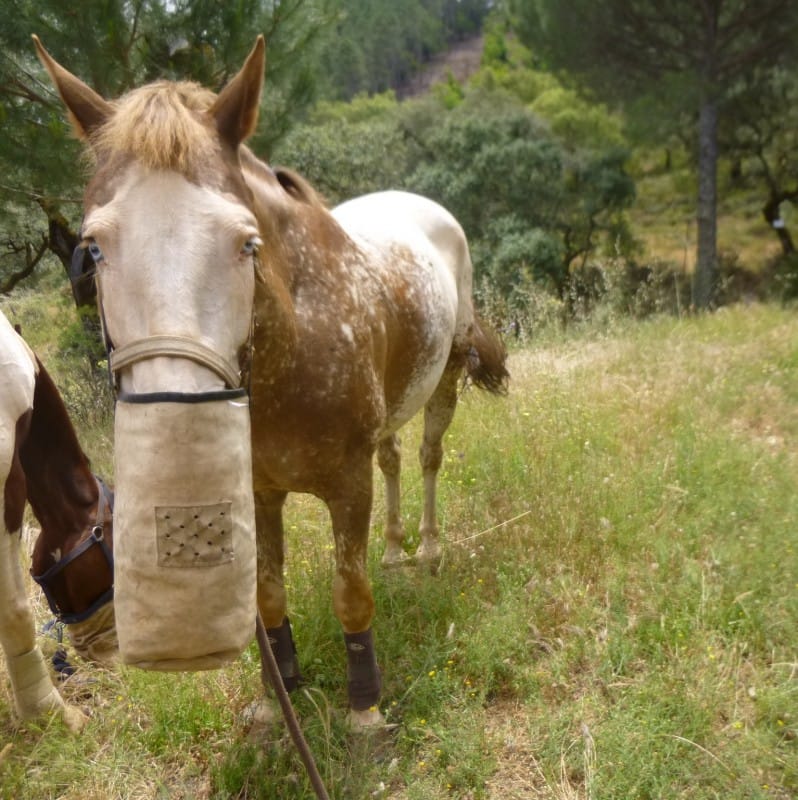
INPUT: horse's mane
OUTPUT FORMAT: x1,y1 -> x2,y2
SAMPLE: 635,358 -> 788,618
93,80 -> 329,209
239,147 -> 327,209
93,81 -> 219,176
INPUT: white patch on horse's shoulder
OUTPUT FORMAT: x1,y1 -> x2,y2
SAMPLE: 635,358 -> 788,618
341,324 -> 354,344
51,548 -> 62,562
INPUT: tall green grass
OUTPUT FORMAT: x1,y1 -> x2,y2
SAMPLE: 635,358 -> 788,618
0,297 -> 796,799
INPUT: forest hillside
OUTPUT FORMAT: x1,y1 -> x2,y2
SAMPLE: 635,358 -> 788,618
0,1 -> 796,326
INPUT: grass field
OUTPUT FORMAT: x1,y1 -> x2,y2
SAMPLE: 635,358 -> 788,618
0,296 -> 796,799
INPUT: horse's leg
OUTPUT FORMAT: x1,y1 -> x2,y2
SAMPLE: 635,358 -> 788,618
416,363 -> 461,566
377,434 -> 408,567
327,465 -> 383,727
0,431 -> 83,731
255,488 -> 301,691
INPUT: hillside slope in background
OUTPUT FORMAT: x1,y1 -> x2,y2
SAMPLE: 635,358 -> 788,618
396,35 -> 484,98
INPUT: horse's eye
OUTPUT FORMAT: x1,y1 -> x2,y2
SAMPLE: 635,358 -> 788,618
240,237 -> 261,257
87,241 -> 105,264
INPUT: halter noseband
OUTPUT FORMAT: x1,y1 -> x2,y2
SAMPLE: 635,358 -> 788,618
31,476 -> 115,625
70,239 -> 253,401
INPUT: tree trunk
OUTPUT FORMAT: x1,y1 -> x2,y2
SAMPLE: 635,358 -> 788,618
694,96 -> 718,309
763,191 -> 797,256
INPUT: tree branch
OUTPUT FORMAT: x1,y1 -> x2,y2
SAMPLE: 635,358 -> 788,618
0,235 -> 48,294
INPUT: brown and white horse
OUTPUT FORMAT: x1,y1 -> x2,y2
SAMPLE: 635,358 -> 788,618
0,310 -> 115,730
34,36 -> 507,726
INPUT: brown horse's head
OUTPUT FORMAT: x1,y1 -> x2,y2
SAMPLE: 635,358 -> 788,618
31,478 -> 116,664
24,362 -> 118,665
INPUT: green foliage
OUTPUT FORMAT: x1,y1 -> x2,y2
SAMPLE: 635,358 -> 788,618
309,90 -> 400,125
431,71 -> 465,109
472,220 -> 563,295
470,60 -> 557,104
531,86 -> 625,150
1,0 -> 795,321
278,68 -> 635,312
314,0 -> 493,100
273,115 -> 410,205
405,90 -> 634,300
772,253 -> 798,300
0,0 -> 334,292
508,0 -> 798,308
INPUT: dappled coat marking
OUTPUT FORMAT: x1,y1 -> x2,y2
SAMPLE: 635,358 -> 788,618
34,35 -> 508,725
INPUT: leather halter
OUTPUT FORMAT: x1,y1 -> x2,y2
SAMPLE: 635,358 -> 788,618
110,335 -> 241,389
70,240 -> 251,399
31,476 -> 115,625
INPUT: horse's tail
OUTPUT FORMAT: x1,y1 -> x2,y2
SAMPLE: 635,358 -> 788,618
465,313 -> 509,395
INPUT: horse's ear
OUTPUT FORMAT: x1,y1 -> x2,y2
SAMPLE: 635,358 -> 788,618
211,36 -> 265,150
32,35 -> 113,140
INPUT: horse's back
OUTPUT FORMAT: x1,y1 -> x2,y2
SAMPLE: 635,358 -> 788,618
0,312 -> 36,442
332,191 -> 475,335
332,191 -> 465,255
332,192 -> 477,431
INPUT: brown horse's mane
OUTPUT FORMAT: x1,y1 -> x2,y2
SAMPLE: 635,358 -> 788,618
239,146 -> 327,209
272,166 -> 327,208
93,81 -> 219,176
21,358 -> 96,519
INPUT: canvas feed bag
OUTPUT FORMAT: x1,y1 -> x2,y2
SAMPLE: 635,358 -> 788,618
113,395 -> 256,670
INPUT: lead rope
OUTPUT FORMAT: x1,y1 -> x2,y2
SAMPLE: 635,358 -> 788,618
255,614 -> 331,800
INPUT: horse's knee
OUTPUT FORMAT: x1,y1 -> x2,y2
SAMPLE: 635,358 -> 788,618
332,570 -> 374,633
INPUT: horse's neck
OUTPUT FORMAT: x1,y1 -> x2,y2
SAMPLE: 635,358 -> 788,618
244,155 -> 349,376
20,363 -> 96,542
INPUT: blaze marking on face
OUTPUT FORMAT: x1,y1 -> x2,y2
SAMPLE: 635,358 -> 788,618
84,166 -> 257,394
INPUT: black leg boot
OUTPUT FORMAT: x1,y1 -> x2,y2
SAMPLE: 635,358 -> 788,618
344,628 -> 381,711
266,617 -> 303,692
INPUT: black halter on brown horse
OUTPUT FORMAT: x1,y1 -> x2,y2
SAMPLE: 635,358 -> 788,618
0,310 -> 115,730
34,35 -> 508,726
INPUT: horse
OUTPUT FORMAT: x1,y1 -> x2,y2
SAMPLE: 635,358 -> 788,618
34,35 -> 508,727
0,310 -> 116,730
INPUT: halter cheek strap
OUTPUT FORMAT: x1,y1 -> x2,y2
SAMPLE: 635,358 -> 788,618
31,476 -> 115,625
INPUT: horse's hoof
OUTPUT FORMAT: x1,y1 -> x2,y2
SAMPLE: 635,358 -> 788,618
242,698 -> 280,740
347,706 -> 386,731
381,548 -> 412,568
415,542 -> 442,573
61,703 -> 89,733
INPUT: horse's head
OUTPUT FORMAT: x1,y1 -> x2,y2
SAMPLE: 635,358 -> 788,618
31,477 -> 117,664
33,35 -> 264,395
34,38 -> 264,669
